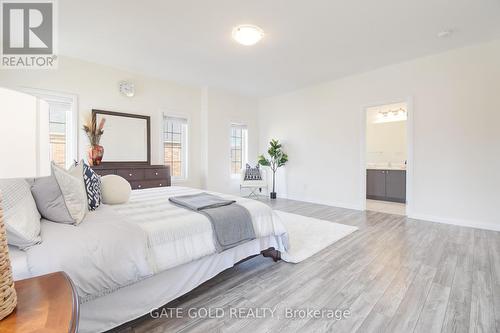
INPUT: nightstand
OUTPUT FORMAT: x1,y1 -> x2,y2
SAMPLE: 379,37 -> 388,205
0,271 -> 79,332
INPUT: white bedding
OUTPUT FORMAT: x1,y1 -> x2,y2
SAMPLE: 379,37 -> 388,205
24,205 -> 153,302
17,186 -> 288,303
112,187 -> 288,273
81,235 -> 280,333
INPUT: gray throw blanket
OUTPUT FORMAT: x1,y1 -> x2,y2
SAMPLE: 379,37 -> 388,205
169,193 -> 256,252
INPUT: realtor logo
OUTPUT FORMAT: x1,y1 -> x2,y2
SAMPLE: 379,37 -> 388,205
1,0 -> 57,68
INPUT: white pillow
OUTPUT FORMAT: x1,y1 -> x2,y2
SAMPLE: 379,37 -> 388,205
101,175 -> 131,205
52,162 -> 87,225
0,179 -> 41,249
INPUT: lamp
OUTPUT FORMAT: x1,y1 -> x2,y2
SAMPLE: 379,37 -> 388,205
0,87 -> 50,320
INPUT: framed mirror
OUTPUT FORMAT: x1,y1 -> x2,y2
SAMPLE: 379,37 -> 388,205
92,109 -> 151,165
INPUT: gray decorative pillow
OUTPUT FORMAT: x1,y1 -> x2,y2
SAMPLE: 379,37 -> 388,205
31,176 -> 74,224
52,162 -> 87,225
0,179 -> 41,249
244,164 -> 262,181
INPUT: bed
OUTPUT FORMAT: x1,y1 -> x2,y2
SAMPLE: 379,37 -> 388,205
9,186 -> 288,332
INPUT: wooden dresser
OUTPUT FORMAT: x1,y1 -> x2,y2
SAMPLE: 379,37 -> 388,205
92,164 -> 171,190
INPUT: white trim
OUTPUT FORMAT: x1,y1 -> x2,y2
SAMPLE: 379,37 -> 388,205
20,87 -> 78,168
408,213 -> 500,232
360,97 -> 413,215
406,97 -> 414,216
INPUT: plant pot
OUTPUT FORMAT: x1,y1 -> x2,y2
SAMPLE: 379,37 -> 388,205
88,145 -> 104,166
270,192 -> 277,199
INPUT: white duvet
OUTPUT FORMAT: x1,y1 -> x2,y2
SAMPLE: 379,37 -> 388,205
23,187 -> 288,302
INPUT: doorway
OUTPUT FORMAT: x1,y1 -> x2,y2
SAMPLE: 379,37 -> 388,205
363,102 -> 409,215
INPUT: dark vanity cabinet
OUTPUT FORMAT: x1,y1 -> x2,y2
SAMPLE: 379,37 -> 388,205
366,169 -> 406,203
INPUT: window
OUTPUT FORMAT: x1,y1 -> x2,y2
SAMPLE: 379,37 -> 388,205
49,104 -> 69,167
23,88 -> 77,168
230,124 -> 248,175
163,116 -> 188,179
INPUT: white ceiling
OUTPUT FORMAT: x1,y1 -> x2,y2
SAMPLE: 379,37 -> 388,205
60,0 -> 500,97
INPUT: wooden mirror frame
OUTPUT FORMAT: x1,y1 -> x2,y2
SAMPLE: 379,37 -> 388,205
92,109 -> 151,166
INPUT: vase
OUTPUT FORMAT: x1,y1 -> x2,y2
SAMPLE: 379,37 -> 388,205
88,145 -> 104,166
0,191 -> 17,320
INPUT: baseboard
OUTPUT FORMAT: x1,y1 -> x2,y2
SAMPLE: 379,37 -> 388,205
283,194 -> 363,211
408,213 -> 500,232
272,193 -> 499,232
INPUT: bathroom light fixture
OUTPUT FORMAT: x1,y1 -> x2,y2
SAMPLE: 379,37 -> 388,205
437,30 -> 453,38
232,25 -> 264,46
374,108 -> 407,123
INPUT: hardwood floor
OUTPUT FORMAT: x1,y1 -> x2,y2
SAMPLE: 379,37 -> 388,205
115,197 -> 500,333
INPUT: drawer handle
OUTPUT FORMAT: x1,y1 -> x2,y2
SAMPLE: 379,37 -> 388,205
138,184 -> 142,188
155,172 -> 158,176
159,183 -> 162,186
129,173 -> 133,177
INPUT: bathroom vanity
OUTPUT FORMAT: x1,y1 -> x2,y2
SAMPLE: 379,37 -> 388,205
366,168 -> 406,203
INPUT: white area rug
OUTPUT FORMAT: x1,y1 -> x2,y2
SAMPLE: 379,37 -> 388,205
275,210 -> 358,263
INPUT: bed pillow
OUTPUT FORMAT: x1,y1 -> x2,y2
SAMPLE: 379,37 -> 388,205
68,160 -> 89,212
244,164 -> 262,181
101,175 -> 131,205
82,163 -> 102,211
31,176 -> 74,224
52,162 -> 87,225
0,179 -> 41,249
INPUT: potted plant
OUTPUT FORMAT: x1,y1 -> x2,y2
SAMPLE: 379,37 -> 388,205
83,115 -> 106,166
258,139 -> 288,199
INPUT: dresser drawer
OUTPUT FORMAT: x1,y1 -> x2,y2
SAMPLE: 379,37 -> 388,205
117,169 -> 145,181
144,167 -> 169,180
130,180 -> 169,190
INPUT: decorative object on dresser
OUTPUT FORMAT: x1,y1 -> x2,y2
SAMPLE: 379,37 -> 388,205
0,87 -> 51,320
258,139 -> 289,199
0,272 -> 79,332
83,113 -> 106,166
92,164 -> 171,190
92,109 -> 151,165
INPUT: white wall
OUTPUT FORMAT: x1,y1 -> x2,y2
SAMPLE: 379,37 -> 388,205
0,57 -> 258,189
0,56 -> 258,190
203,87 -> 260,195
259,40 -> 500,231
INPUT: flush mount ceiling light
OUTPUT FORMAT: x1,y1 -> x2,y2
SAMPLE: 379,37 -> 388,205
232,25 -> 264,46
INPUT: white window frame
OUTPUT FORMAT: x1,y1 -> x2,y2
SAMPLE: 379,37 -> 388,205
230,123 -> 248,178
162,114 -> 188,181
21,87 -> 78,168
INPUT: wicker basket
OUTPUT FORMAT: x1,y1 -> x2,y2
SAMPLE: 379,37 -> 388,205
0,192 -> 17,320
